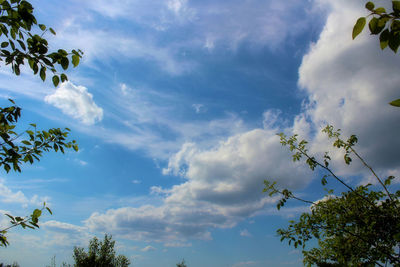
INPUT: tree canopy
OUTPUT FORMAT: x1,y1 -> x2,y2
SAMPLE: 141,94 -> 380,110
73,235 -> 130,267
264,126 -> 400,266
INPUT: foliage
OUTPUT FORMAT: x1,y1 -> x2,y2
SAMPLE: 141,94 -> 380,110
0,99 -> 78,246
0,0 -> 82,247
0,262 -> 19,267
264,125 -> 400,267
353,1 -> 400,53
73,234 -> 130,267
352,1 -> 400,107
0,0 -> 83,85
176,259 -> 187,267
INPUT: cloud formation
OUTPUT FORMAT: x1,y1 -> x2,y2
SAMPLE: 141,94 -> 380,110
81,0 -> 400,246
45,82 -> 103,125
85,127 -> 312,243
297,0 -> 400,178
0,179 -> 49,208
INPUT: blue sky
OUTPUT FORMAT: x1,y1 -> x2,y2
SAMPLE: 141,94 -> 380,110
1,0 -> 400,266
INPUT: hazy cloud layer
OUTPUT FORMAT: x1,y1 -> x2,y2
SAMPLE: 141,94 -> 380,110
80,0 -> 315,50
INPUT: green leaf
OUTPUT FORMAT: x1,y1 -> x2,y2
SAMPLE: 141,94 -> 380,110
21,140 -> 31,145
1,42 -> 8,48
17,40 -> 26,50
52,75 -> 59,87
394,1 -> 400,13
46,207 -> 52,215
353,17 -> 366,39
60,57 -> 69,70
14,65 -> 20,76
369,17 -> 384,35
40,67 -> 46,81
380,29 -> 390,49
4,163 -> 10,173
38,24 -> 46,31
365,1 -> 374,11
72,54 -> 80,67
389,98 -> 400,107
60,73 -> 68,82
49,27 -> 56,35
374,7 -> 386,14
388,31 -> 400,53
32,209 -> 42,218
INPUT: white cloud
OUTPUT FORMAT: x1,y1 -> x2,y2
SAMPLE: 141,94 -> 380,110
132,180 -> 141,184
164,241 -> 192,247
41,220 -> 91,248
0,179 -> 49,208
75,159 -> 88,166
192,104 -> 206,114
141,245 -> 156,252
240,229 -> 252,237
120,83 -> 131,96
45,82 -> 103,125
85,126 -> 312,243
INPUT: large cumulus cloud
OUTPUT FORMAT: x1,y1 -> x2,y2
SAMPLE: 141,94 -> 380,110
85,127 -> 312,243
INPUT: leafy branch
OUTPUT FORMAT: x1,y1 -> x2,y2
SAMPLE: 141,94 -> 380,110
264,125 -> 400,266
0,0 -> 83,86
0,203 -> 52,247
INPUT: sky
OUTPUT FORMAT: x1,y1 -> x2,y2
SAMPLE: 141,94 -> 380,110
0,0 -> 400,266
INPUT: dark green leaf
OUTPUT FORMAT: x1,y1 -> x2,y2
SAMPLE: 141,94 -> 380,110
394,1 -> 400,13
369,17 -> 384,35
40,66 -> 46,81
60,57 -> 69,70
60,73 -> 68,82
380,29 -> 390,49
46,207 -> 52,215
388,31 -> 400,53
52,75 -> 59,87
21,140 -> 31,145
